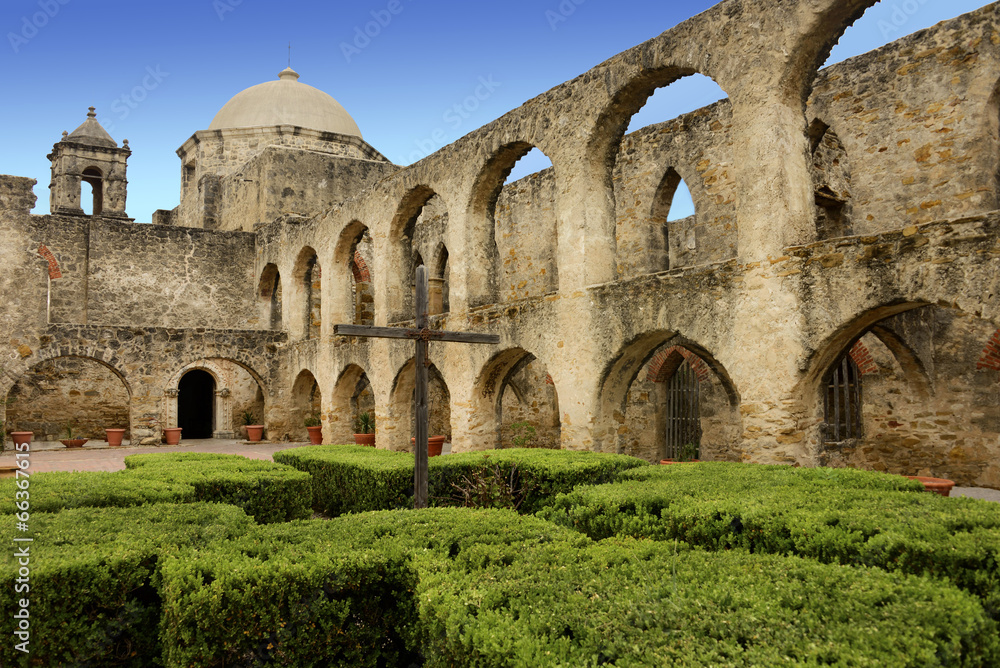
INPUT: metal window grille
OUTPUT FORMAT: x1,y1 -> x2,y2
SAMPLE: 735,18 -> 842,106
664,359 -> 702,459
823,355 -> 862,442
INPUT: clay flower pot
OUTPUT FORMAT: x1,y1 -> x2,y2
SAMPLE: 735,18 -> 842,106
245,425 -> 264,443
163,428 -> 182,445
61,438 -> 88,448
354,433 -> 376,447
105,428 -> 126,447
412,435 -> 447,457
11,432 -> 33,447
306,425 -> 323,445
906,475 -> 955,497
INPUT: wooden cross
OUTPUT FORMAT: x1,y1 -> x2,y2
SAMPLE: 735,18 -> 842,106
333,265 -> 499,508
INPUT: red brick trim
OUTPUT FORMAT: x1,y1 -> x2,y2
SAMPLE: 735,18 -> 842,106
38,245 -> 62,279
351,251 -> 371,283
977,329 -> 1000,371
848,340 -> 878,375
648,346 -> 711,383
545,373 -> 554,385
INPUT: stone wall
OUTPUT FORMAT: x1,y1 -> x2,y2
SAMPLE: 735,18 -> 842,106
494,170 -> 560,301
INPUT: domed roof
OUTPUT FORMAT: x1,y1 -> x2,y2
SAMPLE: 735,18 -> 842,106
66,107 -> 118,148
209,68 -> 362,138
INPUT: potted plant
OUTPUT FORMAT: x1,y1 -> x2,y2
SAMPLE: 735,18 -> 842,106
60,423 -> 88,449
10,428 -> 32,448
906,475 -> 955,497
305,413 -> 323,445
353,411 -> 376,446
412,435 -> 447,457
241,409 -> 264,443
0,421 -> 16,479
105,427 -> 127,447
163,426 -> 182,445
661,442 -> 701,465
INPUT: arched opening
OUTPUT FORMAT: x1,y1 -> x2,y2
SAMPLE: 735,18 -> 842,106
81,167 -> 103,216
473,348 -> 561,451
291,369 -> 322,442
808,119 -> 853,239
330,364 -> 375,444
649,167 -> 699,270
178,369 -> 216,440
389,187 -> 449,323
389,359 -> 451,451
334,221 -> 374,326
596,332 -> 741,463
258,264 -> 283,330
5,356 -> 131,443
292,247 -> 321,340
430,244 -> 450,315
470,143 -> 559,303
624,74 -> 728,135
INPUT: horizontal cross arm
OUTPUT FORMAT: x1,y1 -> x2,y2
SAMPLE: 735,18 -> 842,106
333,324 -> 500,345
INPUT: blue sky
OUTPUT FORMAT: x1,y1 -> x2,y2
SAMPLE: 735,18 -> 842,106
0,0 -> 991,223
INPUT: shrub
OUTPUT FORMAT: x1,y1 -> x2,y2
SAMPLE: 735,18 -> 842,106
0,504 -> 252,667
0,454 -> 312,523
541,462 -> 1000,618
274,445 -> 649,516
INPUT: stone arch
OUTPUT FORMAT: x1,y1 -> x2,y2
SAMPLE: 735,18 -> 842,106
330,363 -> 375,445
430,242 -> 450,315
258,263 -> 282,330
649,166 -> 703,271
4,354 -> 132,442
290,368 -> 323,442
467,141 -> 559,306
81,166 -> 103,216
334,220 -> 373,326
471,347 -> 561,450
164,358 -> 268,440
291,247 -> 321,340
388,186 -> 449,322
387,358 -> 451,452
595,331 -> 740,460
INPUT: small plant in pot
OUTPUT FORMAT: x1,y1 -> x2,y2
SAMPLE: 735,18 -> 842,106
353,411 -> 376,446
60,423 -> 88,449
661,442 -> 701,465
508,421 -> 536,449
241,409 -> 264,443
304,413 -> 323,445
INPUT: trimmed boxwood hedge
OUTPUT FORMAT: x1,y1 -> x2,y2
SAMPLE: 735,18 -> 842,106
170,509 -> 999,666
0,503 -> 253,667
540,462 -> 1000,618
0,454 -> 312,523
273,445 -> 649,515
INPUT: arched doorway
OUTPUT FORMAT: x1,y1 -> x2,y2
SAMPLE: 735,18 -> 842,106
178,369 -> 216,439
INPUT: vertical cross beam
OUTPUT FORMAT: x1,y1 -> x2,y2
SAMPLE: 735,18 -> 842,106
414,265 -> 429,508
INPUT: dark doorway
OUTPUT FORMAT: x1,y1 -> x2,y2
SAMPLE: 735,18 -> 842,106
178,369 -> 216,439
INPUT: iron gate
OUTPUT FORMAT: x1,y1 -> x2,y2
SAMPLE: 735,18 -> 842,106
823,355 -> 862,442
664,359 -> 701,459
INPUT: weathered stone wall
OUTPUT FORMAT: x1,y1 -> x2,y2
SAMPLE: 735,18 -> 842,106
6,357 -> 130,441
494,170 -> 560,301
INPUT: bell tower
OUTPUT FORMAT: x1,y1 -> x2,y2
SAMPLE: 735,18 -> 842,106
48,107 -> 131,218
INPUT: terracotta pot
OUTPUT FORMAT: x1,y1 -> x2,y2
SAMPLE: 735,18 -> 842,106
354,433 -> 376,447
660,459 -> 701,465
906,475 -> 955,497
245,425 -> 264,443
61,439 -> 88,448
0,465 -> 19,479
105,428 -> 126,447
11,432 -> 32,447
307,425 -> 323,445
413,435 -> 447,457
163,428 -> 182,445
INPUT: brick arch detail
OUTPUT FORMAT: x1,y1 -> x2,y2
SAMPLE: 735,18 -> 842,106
38,245 -> 62,280
647,346 -> 711,383
977,329 -> 1000,371
351,250 -> 371,283
848,340 -> 878,375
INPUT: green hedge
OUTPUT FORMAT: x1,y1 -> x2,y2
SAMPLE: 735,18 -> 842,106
125,453 -> 313,523
0,471 -> 195,515
540,462 -> 1000,617
273,445 -> 649,516
178,509 -> 997,666
0,503 -> 253,667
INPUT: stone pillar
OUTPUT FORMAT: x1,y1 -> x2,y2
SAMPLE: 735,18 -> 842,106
213,387 -> 235,439
427,277 -> 445,315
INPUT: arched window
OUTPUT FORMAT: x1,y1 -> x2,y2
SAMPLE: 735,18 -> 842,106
82,167 -> 103,216
430,245 -> 450,315
823,355 -> 862,442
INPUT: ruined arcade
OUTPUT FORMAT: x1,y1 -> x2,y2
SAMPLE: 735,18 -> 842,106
2,0 -> 999,487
